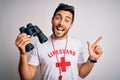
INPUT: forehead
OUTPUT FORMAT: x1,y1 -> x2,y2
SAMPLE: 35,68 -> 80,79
55,10 -> 72,18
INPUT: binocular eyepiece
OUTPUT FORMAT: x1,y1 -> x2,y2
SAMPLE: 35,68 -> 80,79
19,23 -> 48,52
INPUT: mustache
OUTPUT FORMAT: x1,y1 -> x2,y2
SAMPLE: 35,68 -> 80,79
56,24 -> 64,28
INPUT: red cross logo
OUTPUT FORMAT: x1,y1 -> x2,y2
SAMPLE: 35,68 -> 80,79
56,57 -> 71,72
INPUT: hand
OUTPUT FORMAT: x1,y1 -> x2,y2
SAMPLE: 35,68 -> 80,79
15,33 -> 31,54
87,36 -> 103,60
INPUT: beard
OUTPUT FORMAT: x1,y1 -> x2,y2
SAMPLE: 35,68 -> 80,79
52,25 -> 69,39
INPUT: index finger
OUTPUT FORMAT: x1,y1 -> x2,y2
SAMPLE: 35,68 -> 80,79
92,36 -> 103,47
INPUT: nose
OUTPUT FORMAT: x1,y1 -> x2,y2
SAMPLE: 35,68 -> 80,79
60,19 -> 64,26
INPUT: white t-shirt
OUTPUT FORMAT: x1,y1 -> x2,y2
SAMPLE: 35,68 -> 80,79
28,36 -> 85,80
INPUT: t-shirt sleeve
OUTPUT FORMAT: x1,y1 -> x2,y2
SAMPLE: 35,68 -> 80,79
28,43 -> 40,66
77,51 -> 85,64
77,44 -> 85,64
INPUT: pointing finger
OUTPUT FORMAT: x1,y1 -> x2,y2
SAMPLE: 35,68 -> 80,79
92,36 -> 103,48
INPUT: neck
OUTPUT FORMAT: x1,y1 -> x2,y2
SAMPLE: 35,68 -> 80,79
51,34 -> 68,40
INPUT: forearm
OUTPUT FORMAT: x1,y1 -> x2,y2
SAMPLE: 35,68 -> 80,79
78,61 -> 95,79
18,53 -> 32,80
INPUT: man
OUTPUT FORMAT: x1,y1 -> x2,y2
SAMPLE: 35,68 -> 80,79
15,3 -> 103,80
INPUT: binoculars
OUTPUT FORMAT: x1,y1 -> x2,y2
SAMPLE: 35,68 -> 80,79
19,23 -> 48,52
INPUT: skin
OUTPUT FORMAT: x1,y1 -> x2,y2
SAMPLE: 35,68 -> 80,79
15,10 -> 103,80
51,10 -> 73,39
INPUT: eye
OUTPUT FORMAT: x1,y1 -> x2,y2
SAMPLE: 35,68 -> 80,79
65,18 -> 71,23
54,15 -> 61,21
65,19 -> 70,23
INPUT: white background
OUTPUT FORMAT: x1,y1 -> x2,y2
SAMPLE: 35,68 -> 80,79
0,0 -> 120,80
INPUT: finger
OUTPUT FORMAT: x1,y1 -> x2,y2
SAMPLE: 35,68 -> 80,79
87,41 -> 92,50
94,45 -> 100,50
17,38 -> 31,49
21,38 -> 31,45
94,46 -> 103,54
92,36 -> 102,48
15,34 -> 30,46
21,39 -> 31,47
16,34 -> 30,43
17,33 -> 27,39
15,33 -> 27,43
17,40 -> 31,54
19,36 -> 31,45
95,49 -> 103,55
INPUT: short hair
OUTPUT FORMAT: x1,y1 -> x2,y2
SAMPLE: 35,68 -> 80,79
53,3 -> 75,23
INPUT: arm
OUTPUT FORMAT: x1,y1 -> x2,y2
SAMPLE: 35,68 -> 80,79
19,53 -> 38,80
15,33 -> 38,80
78,36 -> 103,79
78,60 -> 95,78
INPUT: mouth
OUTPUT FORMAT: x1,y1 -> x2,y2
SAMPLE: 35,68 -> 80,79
56,26 -> 64,31
52,25 -> 68,38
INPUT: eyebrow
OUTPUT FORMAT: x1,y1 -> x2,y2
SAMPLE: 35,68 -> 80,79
55,13 -> 72,20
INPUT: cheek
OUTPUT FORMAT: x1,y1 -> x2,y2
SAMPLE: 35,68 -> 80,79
66,24 -> 72,29
52,19 -> 59,25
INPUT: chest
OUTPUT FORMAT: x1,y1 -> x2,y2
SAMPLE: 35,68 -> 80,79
38,44 -> 80,69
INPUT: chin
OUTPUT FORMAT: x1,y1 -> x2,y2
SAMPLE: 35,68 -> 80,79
55,35 -> 63,38
55,34 -> 67,39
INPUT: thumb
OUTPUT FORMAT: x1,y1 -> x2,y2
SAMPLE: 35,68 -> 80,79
87,41 -> 92,55
87,41 -> 92,50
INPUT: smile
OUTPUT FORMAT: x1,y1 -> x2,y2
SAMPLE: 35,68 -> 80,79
56,27 -> 64,31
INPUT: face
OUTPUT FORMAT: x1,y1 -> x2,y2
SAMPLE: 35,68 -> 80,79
52,10 -> 73,40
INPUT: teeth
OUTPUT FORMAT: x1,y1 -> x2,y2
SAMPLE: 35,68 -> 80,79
57,27 -> 64,31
